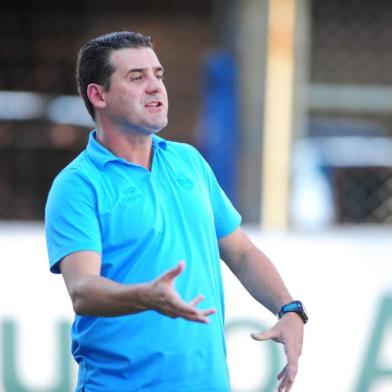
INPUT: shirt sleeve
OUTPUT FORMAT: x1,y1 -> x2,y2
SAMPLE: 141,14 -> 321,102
45,169 -> 102,274
191,147 -> 242,239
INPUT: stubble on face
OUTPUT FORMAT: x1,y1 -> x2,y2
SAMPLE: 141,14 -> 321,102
104,47 -> 169,136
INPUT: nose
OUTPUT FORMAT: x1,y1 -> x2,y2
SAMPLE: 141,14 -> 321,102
145,75 -> 163,95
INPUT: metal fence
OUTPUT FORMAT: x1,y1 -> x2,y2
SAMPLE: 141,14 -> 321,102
309,0 -> 392,224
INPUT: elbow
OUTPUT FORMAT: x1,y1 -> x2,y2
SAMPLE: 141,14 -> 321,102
72,297 -> 89,316
69,281 -> 91,315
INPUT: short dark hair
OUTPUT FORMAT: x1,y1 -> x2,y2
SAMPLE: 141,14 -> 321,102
76,31 -> 154,120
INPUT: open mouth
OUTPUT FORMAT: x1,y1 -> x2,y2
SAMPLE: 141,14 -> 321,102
145,101 -> 163,108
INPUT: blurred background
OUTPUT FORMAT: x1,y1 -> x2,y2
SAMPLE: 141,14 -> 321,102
1,0 -> 392,391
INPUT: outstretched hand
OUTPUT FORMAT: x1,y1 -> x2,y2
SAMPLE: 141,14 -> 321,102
251,313 -> 304,391
146,261 -> 216,323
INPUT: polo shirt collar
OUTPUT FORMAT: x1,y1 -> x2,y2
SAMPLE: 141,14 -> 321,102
86,130 -> 167,170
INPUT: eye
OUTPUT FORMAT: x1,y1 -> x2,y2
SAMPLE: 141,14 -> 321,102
156,73 -> 164,81
130,74 -> 143,82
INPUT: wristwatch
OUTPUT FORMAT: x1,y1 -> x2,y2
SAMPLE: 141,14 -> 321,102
278,300 -> 308,324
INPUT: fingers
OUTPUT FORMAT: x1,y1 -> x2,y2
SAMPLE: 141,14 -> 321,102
277,365 -> 286,381
175,294 -> 216,323
201,308 -> 216,317
250,318 -> 302,391
151,262 -> 217,323
277,363 -> 297,392
154,289 -> 216,323
169,300 -> 216,323
188,294 -> 204,307
188,295 -> 216,318
278,378 -> 293,392
281,351 -> 299,388
276,340 -> 299,391
182,309 -> 215,323
280,330 -> 300,390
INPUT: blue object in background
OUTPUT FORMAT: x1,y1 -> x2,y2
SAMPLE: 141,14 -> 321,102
199,50 -> 239,207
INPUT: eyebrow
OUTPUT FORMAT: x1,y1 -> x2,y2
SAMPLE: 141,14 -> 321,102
125,66 -> 164,77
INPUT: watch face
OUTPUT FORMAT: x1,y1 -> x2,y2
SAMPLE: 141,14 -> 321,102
300,308 -> 308,323
297,302 -> 308,323
279,301 -> 308,323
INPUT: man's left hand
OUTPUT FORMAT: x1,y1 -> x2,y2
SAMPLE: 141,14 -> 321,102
250,312 -> 304,392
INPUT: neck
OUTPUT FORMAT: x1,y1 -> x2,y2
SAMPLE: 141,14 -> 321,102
96,125 -> 154,169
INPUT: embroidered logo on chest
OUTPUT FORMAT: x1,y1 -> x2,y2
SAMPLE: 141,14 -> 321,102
119,186 -> 142,206
174,173 -> 194,190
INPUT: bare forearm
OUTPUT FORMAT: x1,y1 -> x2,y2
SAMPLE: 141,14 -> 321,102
219,229 -> 304,391
65,261 -> 215,323
229,246 -> 292,314
69,274 -> 150,317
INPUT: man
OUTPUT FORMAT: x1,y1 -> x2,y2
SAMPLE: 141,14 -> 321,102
45,31 -> 306,392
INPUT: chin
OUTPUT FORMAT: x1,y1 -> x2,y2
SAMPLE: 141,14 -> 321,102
120,119 -> 167,136
136,124 -> 165,136
149,126 -> 165,135
150,120 -> 168,134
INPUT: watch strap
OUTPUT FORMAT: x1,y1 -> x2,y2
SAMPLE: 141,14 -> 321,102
278,300 -> 308,324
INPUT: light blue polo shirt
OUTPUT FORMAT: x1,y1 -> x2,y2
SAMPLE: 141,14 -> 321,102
45,131 -> 241,392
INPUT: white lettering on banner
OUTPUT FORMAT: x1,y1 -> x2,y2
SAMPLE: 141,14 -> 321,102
356,296 -> 392,392
1,223 -> 392,391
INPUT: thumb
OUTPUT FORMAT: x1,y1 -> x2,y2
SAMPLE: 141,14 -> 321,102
162,260 -> 185,281
251,328 -> 277,342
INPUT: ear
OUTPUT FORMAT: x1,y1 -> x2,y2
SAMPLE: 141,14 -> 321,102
86,83 -> 107,110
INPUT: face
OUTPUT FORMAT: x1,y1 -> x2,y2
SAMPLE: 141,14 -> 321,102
101,47 -> 168,135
